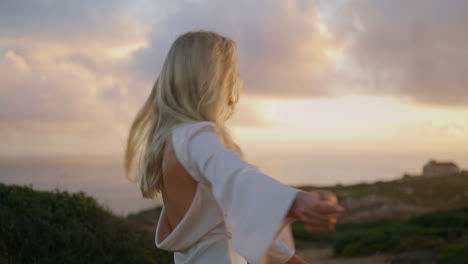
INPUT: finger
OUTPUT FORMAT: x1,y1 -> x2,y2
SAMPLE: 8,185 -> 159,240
304,219 -> 332,229
300,210 -> 329,222
307,211 -> 340,221
328,212 -> 340,218
313,190 -> 338,203
314,201 -> 345,214
304,217 -> 337,230
301,211 -> 339,226
317,190 -> 331,201
305,220 -> 337,232
303,218 -> 329,229
318,190 -> 326,200
328,219 -> 337,229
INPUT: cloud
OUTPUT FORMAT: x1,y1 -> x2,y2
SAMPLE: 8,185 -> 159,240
2,0 -> 468,158
332,0 -> 468,107
0,0 -> 320,159
0,0 -> 129,40
0,0 -> 151,124
132,0 -> 341,99
229,96 -> 275,127
4,51 -> 29,72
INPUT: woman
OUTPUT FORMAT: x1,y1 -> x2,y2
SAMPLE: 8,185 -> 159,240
125,30 -> 344,264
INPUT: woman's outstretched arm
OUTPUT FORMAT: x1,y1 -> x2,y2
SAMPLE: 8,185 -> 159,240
174,122 -> 344,263
177,122 -> 300,263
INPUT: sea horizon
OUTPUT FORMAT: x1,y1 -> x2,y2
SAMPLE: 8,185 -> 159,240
1,154 -> 467,216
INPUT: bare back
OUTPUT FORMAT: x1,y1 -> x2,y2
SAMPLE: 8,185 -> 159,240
160,134 -> 198,231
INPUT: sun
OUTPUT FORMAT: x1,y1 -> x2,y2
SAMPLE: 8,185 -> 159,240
324,47 -> 344,61
107,41 -> 148,59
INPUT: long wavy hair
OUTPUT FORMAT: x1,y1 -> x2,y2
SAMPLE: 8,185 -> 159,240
125,30 -> 243,199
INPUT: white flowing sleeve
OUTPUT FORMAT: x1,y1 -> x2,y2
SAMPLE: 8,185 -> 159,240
267,224 -> 295,263
173,122 -> 300,264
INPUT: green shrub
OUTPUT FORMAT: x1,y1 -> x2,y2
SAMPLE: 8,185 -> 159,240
331,207 -> 467,258
0,183 -> 173,264
291,221 -> 336,243
292,206 -> 467,262
437,240 -> 468,264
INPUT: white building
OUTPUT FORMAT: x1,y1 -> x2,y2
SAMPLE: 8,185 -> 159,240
423,160 -> 459,177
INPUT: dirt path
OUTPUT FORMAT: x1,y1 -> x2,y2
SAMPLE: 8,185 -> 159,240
295,246 -> 392,264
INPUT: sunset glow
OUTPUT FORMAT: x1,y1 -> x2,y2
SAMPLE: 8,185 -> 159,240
233,96 -> 468,153
0,0 -> 467,179
323,47 -> 344,61
107,41 -> 149,59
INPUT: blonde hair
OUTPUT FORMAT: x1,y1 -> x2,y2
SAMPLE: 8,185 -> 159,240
125,30 -> 243,199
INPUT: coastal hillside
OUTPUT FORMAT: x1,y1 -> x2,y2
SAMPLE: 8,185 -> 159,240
2,171 -> 466,264
300,171 -> 468,223
0,183 -> 173,264
291,171 -> 468,263
292,206 -> 468,264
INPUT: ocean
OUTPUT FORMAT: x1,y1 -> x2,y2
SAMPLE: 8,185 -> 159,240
0,162 -> 161,216
1,152 -> 466,216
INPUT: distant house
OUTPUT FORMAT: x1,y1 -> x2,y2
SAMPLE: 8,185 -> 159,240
423,160 -> 459,177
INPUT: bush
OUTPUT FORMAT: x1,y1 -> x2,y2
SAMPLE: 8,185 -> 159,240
0,183 -> 173,264
437,241 -> 468,264
292,206 -> 467,262
332,207 -> 467,258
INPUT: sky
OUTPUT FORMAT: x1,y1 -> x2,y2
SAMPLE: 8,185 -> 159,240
1,0 -> 467,185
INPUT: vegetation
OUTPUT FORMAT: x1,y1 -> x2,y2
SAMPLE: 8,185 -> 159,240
297,171 -> 468,223
2,171 -> 466,263
292,207 -> 468,264
0,183 -> 173,264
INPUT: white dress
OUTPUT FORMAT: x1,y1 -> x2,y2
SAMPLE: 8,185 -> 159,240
155,121 -> 300,264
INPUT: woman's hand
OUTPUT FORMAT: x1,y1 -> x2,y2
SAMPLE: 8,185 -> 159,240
287,190 -> 344,233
